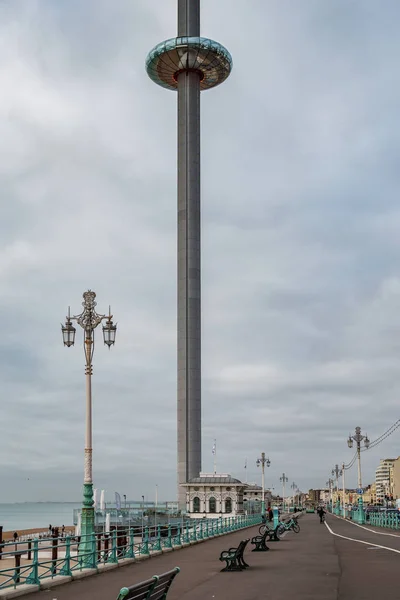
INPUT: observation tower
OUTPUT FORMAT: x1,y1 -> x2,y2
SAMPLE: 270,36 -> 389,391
146,0 -> 232,507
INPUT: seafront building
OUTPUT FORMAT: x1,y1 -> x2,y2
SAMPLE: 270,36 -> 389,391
184,473 -> 245,518
375,458 -> 395,503
146,0 -> 233,508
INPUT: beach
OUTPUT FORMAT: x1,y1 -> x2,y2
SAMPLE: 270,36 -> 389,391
2,527 -> 73,541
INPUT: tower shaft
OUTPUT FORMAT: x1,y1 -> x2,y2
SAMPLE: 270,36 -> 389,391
177,0 -> 202,508
178,0 -> 200,36
146,0 -> 232,511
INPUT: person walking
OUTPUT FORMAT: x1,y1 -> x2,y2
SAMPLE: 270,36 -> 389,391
317,506 -> 326,524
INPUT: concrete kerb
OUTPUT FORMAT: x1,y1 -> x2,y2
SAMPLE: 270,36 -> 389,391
0,521 -> 260,600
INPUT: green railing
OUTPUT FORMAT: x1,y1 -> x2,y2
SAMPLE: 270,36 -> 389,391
368,511 -> 400,530
0,514 -> 261,590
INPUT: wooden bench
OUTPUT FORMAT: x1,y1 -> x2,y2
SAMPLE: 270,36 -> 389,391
251,528 -> 270,552
116,567 -> 180,600
219,539 -> 250,572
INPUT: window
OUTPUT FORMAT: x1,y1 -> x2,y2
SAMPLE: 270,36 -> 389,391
210,487 -> 215,491
194,487 -> 199,491
226,487 -> 231,491
209,497 -> 216,513
225,498 -> 232,513
193,497 -> 200,512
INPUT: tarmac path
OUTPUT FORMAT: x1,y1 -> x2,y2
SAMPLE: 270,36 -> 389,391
21,515 -> 400,599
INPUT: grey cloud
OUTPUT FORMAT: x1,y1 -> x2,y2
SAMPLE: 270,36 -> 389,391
0,0 -> 399,504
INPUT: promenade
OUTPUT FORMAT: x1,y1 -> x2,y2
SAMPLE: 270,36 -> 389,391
4,514 -> 400,599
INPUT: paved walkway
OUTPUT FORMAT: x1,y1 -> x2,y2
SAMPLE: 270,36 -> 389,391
31,515 -> 338,600
16,515 -> 400,599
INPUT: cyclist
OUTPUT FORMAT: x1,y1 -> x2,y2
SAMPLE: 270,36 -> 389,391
317,506 -> 326,524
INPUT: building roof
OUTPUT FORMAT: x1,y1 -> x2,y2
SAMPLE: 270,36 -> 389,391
187,476 -> 243,484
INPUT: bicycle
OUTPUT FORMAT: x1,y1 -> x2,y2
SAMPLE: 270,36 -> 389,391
258,522 -> 282,540
277,517 -> 300,535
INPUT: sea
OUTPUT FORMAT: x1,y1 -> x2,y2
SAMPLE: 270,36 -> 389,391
0,503 -> 82,532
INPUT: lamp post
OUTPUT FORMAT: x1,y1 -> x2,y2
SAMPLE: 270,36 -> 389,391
326,478 -> 334,512
256,453 -> 271,517
332,464 -> 341,514
291,482 -> 297,508
280,473 -> 288,511
141,495 -> 145,540
61,290 -> 117,560
347,427 -> 370,490
155,484 -> 158,531
341,462 -> 346,518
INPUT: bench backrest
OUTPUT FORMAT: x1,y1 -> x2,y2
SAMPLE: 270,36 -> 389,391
117,567 -> 180,600
236,539 -> 249,555
149,568 -> 180,600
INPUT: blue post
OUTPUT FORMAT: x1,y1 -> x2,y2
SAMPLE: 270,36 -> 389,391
356,496 -> 365,524
273,506 -> 279,529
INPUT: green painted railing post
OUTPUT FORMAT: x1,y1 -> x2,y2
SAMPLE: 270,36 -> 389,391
155,525 -> 162,551
184,523 -> 189,544
60,536 -> 72,576
91,533 -> 97,568
205,520 -> 209,538
126,528 -> 135,558
26,539 -> 39,585
198,521 -> 203,540
175,524 -> 182,546
141,528 -> 149,555
108,530 -> 118,563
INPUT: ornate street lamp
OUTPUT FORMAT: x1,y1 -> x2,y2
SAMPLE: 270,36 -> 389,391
61,290 -> 117,561
347,427 -> 369,490
326,478 -> 334,512
291,482 -> 297,507
280,473 -> 288,511
256,453 -> 271,517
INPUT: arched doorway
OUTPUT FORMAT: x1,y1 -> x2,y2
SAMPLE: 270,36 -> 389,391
209,497 -> 216,513
193,497 -> 200,512
225,498 -> 232,513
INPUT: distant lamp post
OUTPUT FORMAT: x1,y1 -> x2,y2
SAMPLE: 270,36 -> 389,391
256,453 -> 271,517
347,427 -> 370,490
326,478 -> 334,511
291,482 -> 297,507
61,290 -> 117,560
280,473 -> 288,511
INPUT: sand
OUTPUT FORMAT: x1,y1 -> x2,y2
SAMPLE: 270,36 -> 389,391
2,527 -> 73,541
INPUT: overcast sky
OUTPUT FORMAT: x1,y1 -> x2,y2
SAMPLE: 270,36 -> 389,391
1,0 -> 400,504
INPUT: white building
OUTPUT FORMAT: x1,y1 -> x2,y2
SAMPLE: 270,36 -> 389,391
183,473 -> 246,519
243,483 -> 271,512
375,459 -> 395,502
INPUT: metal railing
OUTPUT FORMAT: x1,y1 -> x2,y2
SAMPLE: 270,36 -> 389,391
367,511 -> 400,529
0,514 -> 261,590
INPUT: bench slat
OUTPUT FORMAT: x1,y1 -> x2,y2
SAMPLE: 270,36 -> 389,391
117,568 -> 180,600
